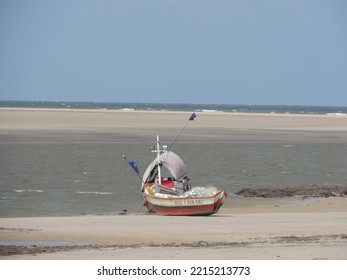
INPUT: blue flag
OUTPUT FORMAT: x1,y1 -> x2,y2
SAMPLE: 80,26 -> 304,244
128,160 -> 140,174
189,112 -> 196,121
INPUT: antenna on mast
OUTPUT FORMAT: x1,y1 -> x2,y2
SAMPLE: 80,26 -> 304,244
167,112 -> 196,153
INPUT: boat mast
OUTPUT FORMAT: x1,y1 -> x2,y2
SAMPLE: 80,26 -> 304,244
156,135 -> 162,185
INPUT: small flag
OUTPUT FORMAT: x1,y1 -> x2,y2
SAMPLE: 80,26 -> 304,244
128,160 -> 140,174
189,112 -> 196,121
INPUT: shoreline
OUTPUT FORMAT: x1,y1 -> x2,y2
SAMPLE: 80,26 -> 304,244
1,103 -> 346,115
2,106 -> 347,116
1,185 -> 346,219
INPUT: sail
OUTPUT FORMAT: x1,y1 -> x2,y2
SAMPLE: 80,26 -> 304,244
141,151 -> 188,191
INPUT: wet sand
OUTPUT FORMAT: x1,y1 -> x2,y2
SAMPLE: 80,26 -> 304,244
1,108 -> 347,259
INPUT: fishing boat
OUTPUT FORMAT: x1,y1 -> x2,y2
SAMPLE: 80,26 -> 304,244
140,134 -> 227,216
123,113 -> 227,215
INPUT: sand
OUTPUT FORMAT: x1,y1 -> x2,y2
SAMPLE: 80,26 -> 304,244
1,108 -> 347,142
1,185 -> 346,260
1,203 -> 347,260
1,108 -> 347,259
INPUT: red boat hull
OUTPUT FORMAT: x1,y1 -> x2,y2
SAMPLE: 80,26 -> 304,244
143,190 -> 227,216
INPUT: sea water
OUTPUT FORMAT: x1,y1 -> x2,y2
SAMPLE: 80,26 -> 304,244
1,100 -> 347,115
1,101 -> 346,217
1,141 -> 346,217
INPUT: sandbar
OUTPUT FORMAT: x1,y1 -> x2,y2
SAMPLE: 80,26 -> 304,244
1,108 -> 347,142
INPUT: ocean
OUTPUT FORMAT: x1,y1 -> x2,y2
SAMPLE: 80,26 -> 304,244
1,100 -> 347,115
1,101 -> 347,217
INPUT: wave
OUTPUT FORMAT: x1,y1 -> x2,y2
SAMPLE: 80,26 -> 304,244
121,108 -> 135,111
13,189 -> 45,193
200,109 -> 220,113
2,100 -> 347,115
76,191 -> 113,195
326,113 -> 347,116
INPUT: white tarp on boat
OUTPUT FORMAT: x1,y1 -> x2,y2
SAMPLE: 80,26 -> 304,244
141,151 -> 188,191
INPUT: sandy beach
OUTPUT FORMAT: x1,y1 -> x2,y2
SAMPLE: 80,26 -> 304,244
1,108 -> 347,259
1,108 -> 347,142
1,201 -> 347,260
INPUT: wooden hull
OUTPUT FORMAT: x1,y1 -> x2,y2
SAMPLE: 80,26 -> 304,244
143,190 -> 227,216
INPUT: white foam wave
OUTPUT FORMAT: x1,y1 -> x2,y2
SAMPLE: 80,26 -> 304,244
121,108 -> 135,111
13,189 -> 45,193
326,113 -> 347,116
76,191 -> 112,195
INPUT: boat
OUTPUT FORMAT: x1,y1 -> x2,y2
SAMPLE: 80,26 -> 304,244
140,135 -> 227,216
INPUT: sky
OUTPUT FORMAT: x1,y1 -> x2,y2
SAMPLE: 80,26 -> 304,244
1,0 -> 347,106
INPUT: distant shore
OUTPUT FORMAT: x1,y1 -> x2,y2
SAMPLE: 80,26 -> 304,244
1,108 -> 347,142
